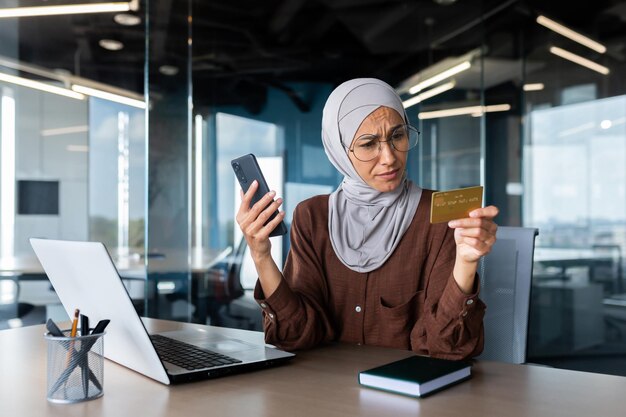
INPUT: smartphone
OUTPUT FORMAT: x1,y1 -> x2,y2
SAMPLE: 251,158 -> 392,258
231,154 -> 288,237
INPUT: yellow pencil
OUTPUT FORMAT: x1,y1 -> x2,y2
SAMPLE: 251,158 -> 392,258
65,308 -> 80,373
70,308 -> 80,337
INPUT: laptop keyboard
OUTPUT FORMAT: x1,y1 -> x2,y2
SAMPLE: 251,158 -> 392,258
150,334 -> 242,370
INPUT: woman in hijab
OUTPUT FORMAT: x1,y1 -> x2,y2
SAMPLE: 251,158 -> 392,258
236,78 -> 498,360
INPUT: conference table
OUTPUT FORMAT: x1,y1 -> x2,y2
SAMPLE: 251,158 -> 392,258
0,246 -> 233,277
0,246 -> 233,323
1,318 -> 625,416
534,247 -> 616,271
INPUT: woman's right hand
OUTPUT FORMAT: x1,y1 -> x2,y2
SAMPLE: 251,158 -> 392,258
236,180 -> 286,262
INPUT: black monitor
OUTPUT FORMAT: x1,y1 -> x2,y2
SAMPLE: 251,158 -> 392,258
17,180 -> 59,215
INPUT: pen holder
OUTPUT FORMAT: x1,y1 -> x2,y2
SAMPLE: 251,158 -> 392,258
45,330 -> 105,403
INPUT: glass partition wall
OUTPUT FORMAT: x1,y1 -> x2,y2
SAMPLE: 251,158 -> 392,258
190,1 -> 626,377
0,1 -> 151,326
522,10 -> 626,374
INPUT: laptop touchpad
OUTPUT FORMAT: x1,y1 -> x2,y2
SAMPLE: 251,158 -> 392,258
159,330 -> 258,353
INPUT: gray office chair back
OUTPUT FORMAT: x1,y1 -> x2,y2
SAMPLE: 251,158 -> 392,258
478,226 -> 539,364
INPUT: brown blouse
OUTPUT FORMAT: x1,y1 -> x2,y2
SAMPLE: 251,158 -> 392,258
254,189 -> 486,360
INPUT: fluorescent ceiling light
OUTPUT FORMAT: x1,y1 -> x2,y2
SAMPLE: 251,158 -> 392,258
536,15 -> 606,54
159,65 -> 179,76
41,125 -> 89,136
557,122 -> 595,138
409,61 -> 470,95
0,2 -> 136,18
72,84 -> 146,108
113,13 -> 141,26
470,104 -> 512,117
549,46 -> 610,75
396,48 -> 481,96
66,145 -> 89,152
99,39 -> 124,51
402,81 -> 456,109
523,83 -> 544,91
0,72 -> 84,100
418,104 -> 511,120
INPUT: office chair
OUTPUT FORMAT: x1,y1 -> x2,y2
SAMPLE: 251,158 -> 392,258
477,226 -> 539,364
198,238 -> 248,326
590,244 -> 623,295
0,275 -> 36,329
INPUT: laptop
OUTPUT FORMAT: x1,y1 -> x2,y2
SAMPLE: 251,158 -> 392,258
30,238 -> 295,385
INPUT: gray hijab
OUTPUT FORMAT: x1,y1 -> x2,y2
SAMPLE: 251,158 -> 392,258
321,78 -> 422,273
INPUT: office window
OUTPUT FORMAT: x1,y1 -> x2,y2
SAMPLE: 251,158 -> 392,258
88,98 -> 146,252
525,93 -> 626,372
214,113 -> 282,254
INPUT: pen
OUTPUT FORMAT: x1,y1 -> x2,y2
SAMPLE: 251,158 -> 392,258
80,314 -> 90,397
45,318 -> 64,337
90,319 -> 110,335
63,309 -> 80,390
81,314 -> 89,337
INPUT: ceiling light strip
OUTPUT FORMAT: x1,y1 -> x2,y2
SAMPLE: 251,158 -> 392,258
0,72 -> 84,100
41,125 -> 89,136
402,81 -> 456,109
549,46 -> 610,75
0,2 -> 132,18
72,84 -> 146,109
418,104 -> 511,120
408,61 -> 471,95
66,145 -> 89,152
523,83 -> 545,92
537,16 -> 606,54
470,104 -> 513,117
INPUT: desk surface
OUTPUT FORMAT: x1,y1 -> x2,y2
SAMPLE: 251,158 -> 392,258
1,319 -> 625,417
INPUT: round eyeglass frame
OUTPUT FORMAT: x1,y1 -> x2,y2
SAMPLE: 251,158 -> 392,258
347,124 -> 420,162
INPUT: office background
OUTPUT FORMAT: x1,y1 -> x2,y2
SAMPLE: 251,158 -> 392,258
1,0 -> 626,377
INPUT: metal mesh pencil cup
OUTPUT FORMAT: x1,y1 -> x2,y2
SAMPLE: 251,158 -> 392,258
45,330 -> 105,403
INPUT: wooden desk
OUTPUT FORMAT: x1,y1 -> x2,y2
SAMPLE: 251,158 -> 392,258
1,319 -> 625,416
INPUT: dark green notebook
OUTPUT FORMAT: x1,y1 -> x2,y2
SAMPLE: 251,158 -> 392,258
358,355 -> 472,397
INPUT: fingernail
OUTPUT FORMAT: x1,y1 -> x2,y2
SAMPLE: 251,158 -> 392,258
269,190 -> 276,197
448,221 -> 457,227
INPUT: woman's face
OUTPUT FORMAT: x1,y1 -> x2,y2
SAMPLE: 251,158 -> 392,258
348,106 -> 407,192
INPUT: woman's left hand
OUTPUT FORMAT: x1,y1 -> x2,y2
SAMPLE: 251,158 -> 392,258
448,205 -> 499,264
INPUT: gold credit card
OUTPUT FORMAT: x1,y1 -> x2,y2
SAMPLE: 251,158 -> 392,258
430,186 -> 484,224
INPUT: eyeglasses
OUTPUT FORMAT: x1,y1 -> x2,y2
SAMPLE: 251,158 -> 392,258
348,124 -> 420,162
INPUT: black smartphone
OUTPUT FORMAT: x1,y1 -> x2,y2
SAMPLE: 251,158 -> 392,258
231,153 -> 288,237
